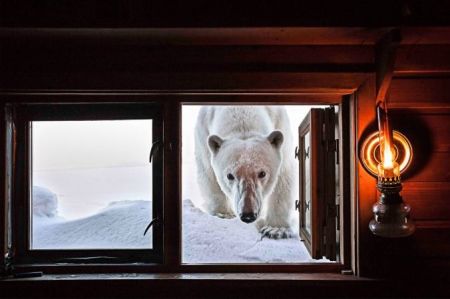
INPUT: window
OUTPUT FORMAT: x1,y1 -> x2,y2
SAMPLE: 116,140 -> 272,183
182,104 -> 342,264
3,95 -> 351,274
7,103 -> 163,264
298,107 -> 339,260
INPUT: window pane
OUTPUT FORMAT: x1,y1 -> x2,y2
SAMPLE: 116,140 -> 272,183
31,120 -> 153,250
303,131 -> 312,236
182,105 -> 330,263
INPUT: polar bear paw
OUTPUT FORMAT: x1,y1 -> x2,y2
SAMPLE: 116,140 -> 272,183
260,226 -> 294,239
215,212 -> 236,219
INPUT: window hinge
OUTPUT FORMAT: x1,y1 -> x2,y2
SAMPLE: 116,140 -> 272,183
341,269 -> 354,276
1,250 -> 43,279
325,139 -> 339,164
326,139 -> 338,152
295,200 -> 300,211
2,250 -> 13,277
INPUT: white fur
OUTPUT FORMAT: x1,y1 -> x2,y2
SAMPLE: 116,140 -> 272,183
194,106 -> 296,239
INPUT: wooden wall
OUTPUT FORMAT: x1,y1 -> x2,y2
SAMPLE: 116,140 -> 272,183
391,77 -> 450,258
1,28 -> 450,286
356,71 -> 450,277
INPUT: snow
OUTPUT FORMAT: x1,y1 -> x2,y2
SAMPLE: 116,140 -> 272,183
33,186 -> 325,263
182,200 -> 321,263
33,196 -> 152,250
32,186 -> 58,217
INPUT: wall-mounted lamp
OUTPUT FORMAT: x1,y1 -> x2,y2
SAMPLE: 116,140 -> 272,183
360,125 -> 416,238
360,28 -> 415,238
360,98 -> 416,238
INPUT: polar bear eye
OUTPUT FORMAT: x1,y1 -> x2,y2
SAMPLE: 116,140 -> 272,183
258,171 -> 266,178
227,173 -> 235,181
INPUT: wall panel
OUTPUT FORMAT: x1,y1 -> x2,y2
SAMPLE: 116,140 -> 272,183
387,76 -> 450,263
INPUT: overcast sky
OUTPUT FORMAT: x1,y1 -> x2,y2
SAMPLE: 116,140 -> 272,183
33,105 -> 326,171
33,120 -> 153,171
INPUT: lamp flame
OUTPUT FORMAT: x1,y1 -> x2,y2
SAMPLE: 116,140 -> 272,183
376,101 -> 401,181
382,135 -> 394,170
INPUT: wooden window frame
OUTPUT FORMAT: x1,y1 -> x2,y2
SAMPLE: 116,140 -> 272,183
1,93 -> 352,275
6,101 -> 164,265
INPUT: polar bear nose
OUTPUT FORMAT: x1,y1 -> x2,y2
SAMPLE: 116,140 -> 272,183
240,212 -> 257,223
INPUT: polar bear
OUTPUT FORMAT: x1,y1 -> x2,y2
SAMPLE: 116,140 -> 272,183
194,106 -> 296,239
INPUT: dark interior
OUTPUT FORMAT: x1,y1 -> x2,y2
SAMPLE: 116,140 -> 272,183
1,1 -> 450,298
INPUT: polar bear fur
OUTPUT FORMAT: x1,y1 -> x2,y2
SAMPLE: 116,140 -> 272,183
194,106 -> 296,239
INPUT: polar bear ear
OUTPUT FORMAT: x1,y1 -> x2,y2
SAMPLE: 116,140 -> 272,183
267,130 -> 284,149
208,135 -> 224,155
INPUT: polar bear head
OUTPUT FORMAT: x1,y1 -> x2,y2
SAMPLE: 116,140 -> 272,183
208,130 -> 284,223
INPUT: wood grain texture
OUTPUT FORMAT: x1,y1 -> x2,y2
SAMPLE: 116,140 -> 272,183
1,45 -> 374,70
0,72 -> 367,93
389,78 -> 450,108
402,182 -> 450,221
354,76 -> 379,277
0,104 -> 5,273
396,45 -> 450,74
369,74 -> 450,273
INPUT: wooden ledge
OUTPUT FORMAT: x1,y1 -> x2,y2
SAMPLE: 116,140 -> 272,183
3,272 -> 367,282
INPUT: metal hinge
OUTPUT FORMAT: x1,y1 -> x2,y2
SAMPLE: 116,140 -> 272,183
295,200 -> 300,211
2,250 -> 13,277
326,139 -> 338,152
326,139 -> 339,164
341,269 -> 354,275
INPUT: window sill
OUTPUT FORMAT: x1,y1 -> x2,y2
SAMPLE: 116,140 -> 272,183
1,273 -> 380,298
3,273 -> 447,298
3,272 -> 366,281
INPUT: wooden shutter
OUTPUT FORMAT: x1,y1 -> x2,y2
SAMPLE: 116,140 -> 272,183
297,107 -> 338,260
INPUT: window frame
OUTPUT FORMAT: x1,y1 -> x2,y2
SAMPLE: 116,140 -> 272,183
1,93 -> 353,274
8,102 -> 164,265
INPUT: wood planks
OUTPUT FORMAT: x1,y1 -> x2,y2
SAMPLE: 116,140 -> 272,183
388,76 -> 450,261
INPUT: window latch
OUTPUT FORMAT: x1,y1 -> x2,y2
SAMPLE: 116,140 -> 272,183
149,139 -> 162,163
143,217 -> 159,236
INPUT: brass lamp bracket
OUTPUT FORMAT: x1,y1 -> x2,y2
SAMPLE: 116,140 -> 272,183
375,28 -> 401,105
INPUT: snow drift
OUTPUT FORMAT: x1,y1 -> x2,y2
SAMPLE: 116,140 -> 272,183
33,186 -> 58,218
33,186 -> 322,263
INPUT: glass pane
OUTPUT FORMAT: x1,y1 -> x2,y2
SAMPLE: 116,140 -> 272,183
31,120 -> 153,250
182,105 -> 329,264
303,131 -> 312,235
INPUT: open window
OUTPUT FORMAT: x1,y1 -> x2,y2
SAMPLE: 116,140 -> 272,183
297,106 -> 339,261
7,103 -> 163,265
181,104 -> 343,264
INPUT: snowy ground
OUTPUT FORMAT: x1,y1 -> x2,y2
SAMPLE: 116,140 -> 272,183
33,184 -> 324,263
33,195 -> 153,249
182,200 -> 319,263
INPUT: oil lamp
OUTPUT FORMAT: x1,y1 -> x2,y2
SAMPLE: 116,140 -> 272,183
368,103 -> 415,237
